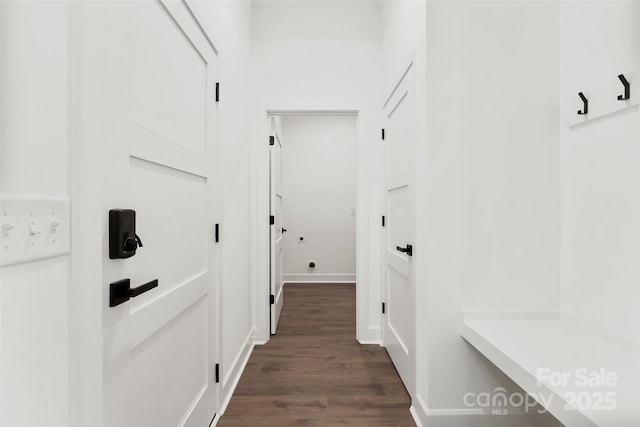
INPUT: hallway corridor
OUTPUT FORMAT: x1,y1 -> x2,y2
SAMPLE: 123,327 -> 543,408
218,284 -> 415,426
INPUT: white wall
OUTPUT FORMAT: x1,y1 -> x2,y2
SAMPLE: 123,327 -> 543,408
251,0 -> 383,342
0,1 -> 70,425
252,1 -> 381,104
415,1 -> 562,425
189,0 -> 255,410
559,1 -> 640,344
280,115 -> 356,283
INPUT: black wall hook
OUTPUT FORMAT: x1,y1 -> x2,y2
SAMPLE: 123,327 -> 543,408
577,92 -> 588,115
617,74 -> 630,101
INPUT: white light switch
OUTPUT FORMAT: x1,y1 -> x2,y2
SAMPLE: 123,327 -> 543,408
50,219 -> 61,234
29,223 -> 41,236
0,196 -> 71,267
2,222 -> 14,238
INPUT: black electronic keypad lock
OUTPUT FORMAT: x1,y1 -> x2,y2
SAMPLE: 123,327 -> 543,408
109,209 -> 143,259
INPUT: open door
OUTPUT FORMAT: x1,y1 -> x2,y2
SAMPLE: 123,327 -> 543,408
382,62 -> 416,397
270,131 -> 284,334
76,1 -> 220,426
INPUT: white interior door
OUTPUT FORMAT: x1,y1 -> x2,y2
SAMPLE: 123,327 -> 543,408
77,1 -> 220,426
270,132 -> 284,334
382,63 -> 416,397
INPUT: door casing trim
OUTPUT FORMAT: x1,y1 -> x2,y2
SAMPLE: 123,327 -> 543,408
250,102 -> 380,344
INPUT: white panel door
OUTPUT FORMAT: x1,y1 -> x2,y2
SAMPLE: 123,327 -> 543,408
76,1 -> 219,426
382,63 -> 416,397
270,132 -> 284,334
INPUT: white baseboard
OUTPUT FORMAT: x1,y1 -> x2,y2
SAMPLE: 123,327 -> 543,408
412,394 -> 480,427
283,273 -> 356,283
410,403 -> 426,427
252,337 -> 269,346
411,394 -> 558,427
357,326 -> 381,345
218,331 -> 254,417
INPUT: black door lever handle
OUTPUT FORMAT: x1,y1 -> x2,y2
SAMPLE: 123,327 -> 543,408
396,244 -> 413,257
282,228 -> 287,233
110,278 -> 158,307
129,279 -> 158,297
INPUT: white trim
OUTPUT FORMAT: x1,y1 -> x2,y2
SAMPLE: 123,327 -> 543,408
219,330 -> 255,416
0,3 -> 4,425
409,407 -> 421,427
357,326 -> 382,345
285,281 -> 356,284
252,338 -> 268,346
221,329 -> 253,387
410,395 -> 428,427
68,1 -> 104,425
283,273 -> 356,283
357,340 -> 382,346
411,395 -> 557,427
412,394 -> 486,425
251,101 -> 375,345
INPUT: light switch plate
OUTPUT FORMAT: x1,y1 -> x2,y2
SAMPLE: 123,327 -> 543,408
0,196 -> 71,267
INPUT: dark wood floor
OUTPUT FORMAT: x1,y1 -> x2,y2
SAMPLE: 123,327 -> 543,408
218,284 -> 415,427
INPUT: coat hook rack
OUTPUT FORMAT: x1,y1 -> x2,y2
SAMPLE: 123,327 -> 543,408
577,92 -> 588,115
617,74 -> 630,101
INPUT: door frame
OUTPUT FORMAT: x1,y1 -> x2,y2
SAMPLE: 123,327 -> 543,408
251,102 -> 380,344
68,1 -> 104,424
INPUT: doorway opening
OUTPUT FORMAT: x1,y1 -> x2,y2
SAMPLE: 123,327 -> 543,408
268,114 -> 358,334
252,104 -> 376,344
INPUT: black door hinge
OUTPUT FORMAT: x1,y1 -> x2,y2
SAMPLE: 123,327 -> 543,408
382,215 -> 385,227
381,129 -> 385,140
382,302 -> 386,314
270,215 -> 275,225
270,294 -> 275,305
269,135 -> 275,146
215,82 -> 220,102
215,363 -> 220,383
214,223 -> 220,243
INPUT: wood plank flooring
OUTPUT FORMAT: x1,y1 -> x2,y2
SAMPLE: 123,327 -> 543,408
218,284 -> 416,427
